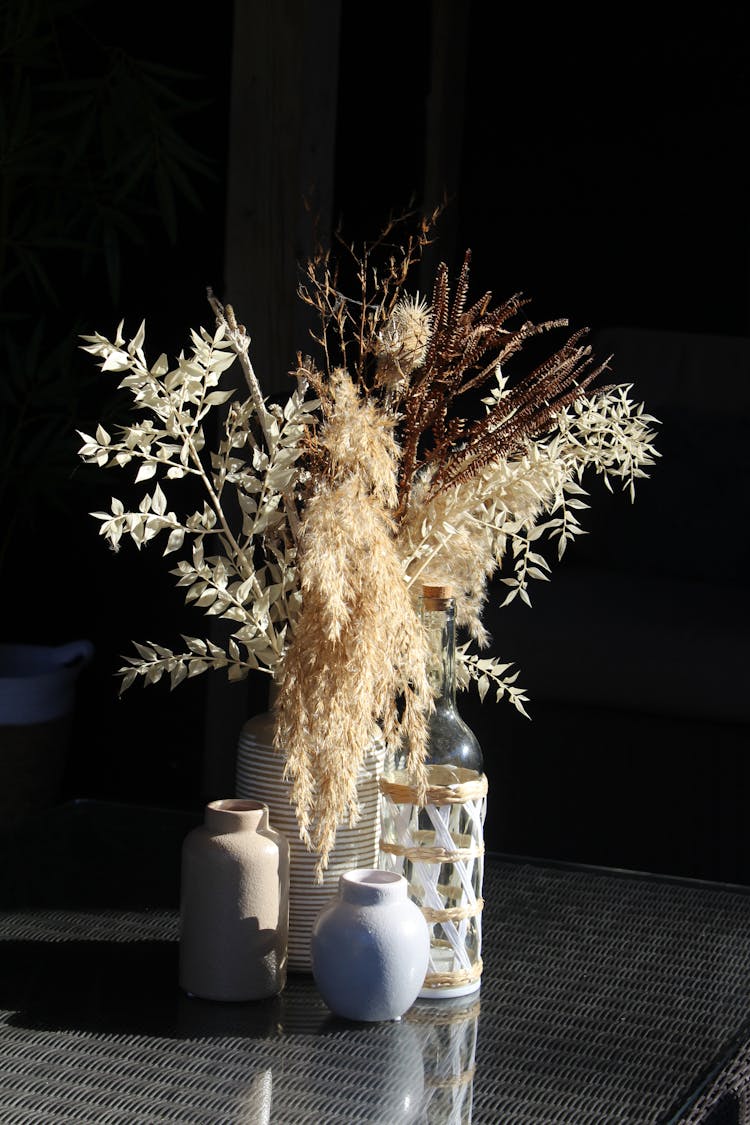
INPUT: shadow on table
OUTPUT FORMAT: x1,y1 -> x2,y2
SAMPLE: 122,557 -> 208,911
0,933 -> 436,1123
0,934 -> 338,1038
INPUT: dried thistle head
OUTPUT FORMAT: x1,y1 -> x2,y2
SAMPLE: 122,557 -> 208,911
297,205 -> 443,385
373,294 -> 432,391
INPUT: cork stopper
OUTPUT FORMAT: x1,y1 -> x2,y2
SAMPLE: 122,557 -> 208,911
422,583 -> 453,599
421,582 -> 454,610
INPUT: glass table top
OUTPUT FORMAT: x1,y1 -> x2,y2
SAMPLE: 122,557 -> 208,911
2,799 -> 750,1123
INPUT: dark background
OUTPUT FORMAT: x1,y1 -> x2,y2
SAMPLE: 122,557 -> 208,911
2,2 -> 748,876
335,5 -> 750,337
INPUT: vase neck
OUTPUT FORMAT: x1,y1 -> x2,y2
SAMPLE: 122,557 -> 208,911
205,799 -> 269,834
340,868 -> 406,906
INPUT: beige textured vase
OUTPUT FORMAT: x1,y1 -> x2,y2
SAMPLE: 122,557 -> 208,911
179,798 -> 290,1001
235,710 -> 385,972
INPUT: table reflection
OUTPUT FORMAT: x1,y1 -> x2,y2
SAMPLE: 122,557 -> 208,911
407,992 -> 480,1124
175,974 -> 480,1122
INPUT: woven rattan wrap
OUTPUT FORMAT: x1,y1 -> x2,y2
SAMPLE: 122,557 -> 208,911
3,858 -> 750,1122
379,770 -> 487,992
379,772 -> 489,806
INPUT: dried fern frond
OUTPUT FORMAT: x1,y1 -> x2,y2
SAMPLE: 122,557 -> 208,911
428,328 -> 609,499
394,250 -> 609,516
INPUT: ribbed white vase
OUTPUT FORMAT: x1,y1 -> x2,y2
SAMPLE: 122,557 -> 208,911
235,709 -> 385,972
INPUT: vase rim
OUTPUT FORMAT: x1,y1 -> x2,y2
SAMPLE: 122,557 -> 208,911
209,799 -> 267,814
205,799 -> 270,833
339,868 -> 407,905
343,868 -> 402,887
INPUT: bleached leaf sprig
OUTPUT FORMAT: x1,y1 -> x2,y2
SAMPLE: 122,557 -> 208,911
78,320 -> 317,690
455,643 -> 530,718
550,383 -> 662,501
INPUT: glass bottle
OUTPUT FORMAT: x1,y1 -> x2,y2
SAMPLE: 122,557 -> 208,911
379,583 -> 488,999
420,584 -> 483,773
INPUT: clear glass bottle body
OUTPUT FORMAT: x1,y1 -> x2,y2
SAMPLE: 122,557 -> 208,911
379,587 -> 487,998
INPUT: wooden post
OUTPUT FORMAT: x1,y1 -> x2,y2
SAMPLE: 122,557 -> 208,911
419,1 -> 469,294
202,0 -> 342,799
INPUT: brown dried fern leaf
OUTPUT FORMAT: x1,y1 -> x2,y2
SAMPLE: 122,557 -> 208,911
395,251 -> 609,511
428,335 -> 611,497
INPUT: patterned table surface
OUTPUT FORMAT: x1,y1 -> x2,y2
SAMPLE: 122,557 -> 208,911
2,800 -> 750,1124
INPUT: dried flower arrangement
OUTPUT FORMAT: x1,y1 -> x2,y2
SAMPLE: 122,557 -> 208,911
78,211 -> 659,872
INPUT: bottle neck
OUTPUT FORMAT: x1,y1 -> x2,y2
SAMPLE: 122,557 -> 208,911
384,588 -> 482,776
420,588 -> 484,773
422,592 -> 456,708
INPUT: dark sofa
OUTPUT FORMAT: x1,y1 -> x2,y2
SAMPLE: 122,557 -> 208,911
466,326 -> 750,884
